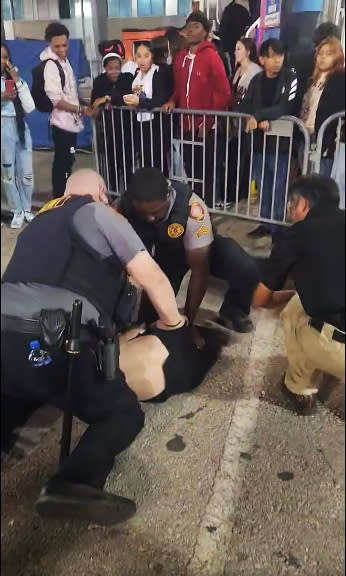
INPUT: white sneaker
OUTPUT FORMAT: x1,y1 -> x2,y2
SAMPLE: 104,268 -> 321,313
10,211 -> 25,229
24,211 -> 35,223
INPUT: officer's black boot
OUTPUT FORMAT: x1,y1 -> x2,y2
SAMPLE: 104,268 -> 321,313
36,479 -> 136,525
218,302 -> 254,334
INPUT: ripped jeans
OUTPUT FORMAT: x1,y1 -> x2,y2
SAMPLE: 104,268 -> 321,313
1,117 -> 33,213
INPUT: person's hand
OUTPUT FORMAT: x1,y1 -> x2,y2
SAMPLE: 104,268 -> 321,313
123,94 -> 139,107
258,121 -> 270,132
82,105 -> 94,118
1,89 -> 16,102
6,61 -> 19,83
92,95 -> 111,110
155,314 -> 188,331
190,325 -> 206,350
161,100 -> 175,113
245,116 -> 258,133
197,124 -> 205,140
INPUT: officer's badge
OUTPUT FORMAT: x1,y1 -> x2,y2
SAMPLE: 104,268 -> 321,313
168,223 -> 185,239
196,225 -> 210,239
190,202 -> 205,221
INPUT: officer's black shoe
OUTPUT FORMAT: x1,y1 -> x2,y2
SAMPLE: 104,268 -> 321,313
247,225 -> 271,238
217,310 -> 254,333
36,480 -> 136,525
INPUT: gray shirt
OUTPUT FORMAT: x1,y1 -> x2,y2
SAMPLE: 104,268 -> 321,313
2,203 -> 146,322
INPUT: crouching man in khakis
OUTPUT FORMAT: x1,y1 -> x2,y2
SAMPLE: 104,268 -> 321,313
252,174 -> 345,415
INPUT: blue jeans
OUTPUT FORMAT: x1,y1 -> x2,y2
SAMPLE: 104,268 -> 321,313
253,152 -> 289,228
1,117 -> 33,213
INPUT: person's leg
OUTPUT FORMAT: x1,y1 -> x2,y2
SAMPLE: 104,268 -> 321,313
211,235 -> 259,332
53,340 -> 144,489
15,123 -> 34,215
320,157 -> 334,177
51,127 -> 77,198
248,153 -> 272,237
1,118 -> 23,216
281,295 -> 345,413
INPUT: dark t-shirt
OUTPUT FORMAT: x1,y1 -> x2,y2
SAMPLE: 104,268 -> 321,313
262,75 -> 280,108
91,72 -> 133,107
261,205 -> 345,330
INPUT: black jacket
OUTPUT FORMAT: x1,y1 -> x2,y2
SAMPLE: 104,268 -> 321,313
219,2 -> 250,58
238,67 -> 298,121
91,72 -> 133,107
135,64 -> 174,111
237,68 -> 298,153
314,71 -> 345,157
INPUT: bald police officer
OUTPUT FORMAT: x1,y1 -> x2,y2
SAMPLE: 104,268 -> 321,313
1,169 -> 186,525
253,175 -> 345,415
117,168 -> 260,343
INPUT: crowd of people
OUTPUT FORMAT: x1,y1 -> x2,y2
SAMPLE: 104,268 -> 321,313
1,11 -> 345,529
1,15 -> 345,229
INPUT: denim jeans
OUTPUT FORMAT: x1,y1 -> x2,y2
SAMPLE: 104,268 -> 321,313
253,152 -> 289,227
1,117 -> 33,213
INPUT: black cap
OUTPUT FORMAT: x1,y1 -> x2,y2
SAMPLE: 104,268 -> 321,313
186,11 -> 212,34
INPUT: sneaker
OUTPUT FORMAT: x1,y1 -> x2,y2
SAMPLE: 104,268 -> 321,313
24,211 -> 35,223
10,211 -> 24,229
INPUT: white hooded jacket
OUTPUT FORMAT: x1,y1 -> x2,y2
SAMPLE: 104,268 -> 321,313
40,46 -> 83,134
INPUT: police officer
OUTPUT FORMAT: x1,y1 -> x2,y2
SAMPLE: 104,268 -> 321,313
252,174 -> 345,415
117,167 -> 260,345
1,169 -> 186,525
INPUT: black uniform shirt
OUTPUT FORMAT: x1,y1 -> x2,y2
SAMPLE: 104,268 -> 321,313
261,205 -> 345,330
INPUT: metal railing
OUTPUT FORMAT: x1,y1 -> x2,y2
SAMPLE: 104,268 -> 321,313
94,107 -> 311,227
310,111 -> 345,175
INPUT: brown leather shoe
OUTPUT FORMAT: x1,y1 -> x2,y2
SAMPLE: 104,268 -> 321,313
281,379 -> 317,416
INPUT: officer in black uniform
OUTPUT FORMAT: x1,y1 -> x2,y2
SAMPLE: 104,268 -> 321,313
1,169 -> 186,525
253,174 -> 345,415
117,167 -> 260,344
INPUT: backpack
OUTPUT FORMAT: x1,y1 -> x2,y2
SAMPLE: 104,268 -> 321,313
31,59 -> 65,113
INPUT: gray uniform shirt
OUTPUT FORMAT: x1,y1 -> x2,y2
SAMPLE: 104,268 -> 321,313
2,203 -> 146,322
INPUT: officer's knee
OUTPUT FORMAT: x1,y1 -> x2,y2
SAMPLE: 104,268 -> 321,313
240,255 -> 260,287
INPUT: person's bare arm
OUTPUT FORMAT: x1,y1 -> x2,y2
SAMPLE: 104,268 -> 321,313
126,251 -> 184,327
184,247 -> 210,324
252,282 -> 295,310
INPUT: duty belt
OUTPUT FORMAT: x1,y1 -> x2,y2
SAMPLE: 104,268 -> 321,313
1,315 -> 90,341
309,318 -> 345,344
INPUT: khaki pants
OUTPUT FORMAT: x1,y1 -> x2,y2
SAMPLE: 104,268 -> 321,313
281,294 -> 345,396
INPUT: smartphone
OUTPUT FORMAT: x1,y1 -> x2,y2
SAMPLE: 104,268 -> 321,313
5,79 -> 15,93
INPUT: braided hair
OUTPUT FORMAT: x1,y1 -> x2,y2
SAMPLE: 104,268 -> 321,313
2,43 -> 26,147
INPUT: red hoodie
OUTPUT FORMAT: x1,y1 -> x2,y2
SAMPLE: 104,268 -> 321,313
171,41 -> 232,134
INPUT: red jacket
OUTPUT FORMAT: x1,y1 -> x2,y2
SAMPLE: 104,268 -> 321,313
171,42 -> 232,134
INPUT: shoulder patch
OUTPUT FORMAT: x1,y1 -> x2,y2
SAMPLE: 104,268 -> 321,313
190,202 -> 205,222
168,223 -> 185,239
38,195 -> 71,216
196,225 -> 210,239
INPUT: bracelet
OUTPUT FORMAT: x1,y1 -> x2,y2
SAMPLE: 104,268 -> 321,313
162,319 -> 184,328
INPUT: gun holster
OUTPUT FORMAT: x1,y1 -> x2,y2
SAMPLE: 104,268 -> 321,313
40,309 -> 68,350
88,315 -> 119,381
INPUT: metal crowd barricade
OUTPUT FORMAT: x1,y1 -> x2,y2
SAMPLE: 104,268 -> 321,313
94,107 -> 311,226
310,111 -> 345,175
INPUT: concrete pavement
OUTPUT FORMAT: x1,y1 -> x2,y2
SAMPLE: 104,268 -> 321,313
1,154 -> 345,576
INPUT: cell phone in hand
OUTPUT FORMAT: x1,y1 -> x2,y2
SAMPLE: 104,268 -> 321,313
5,79 -> 15,92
